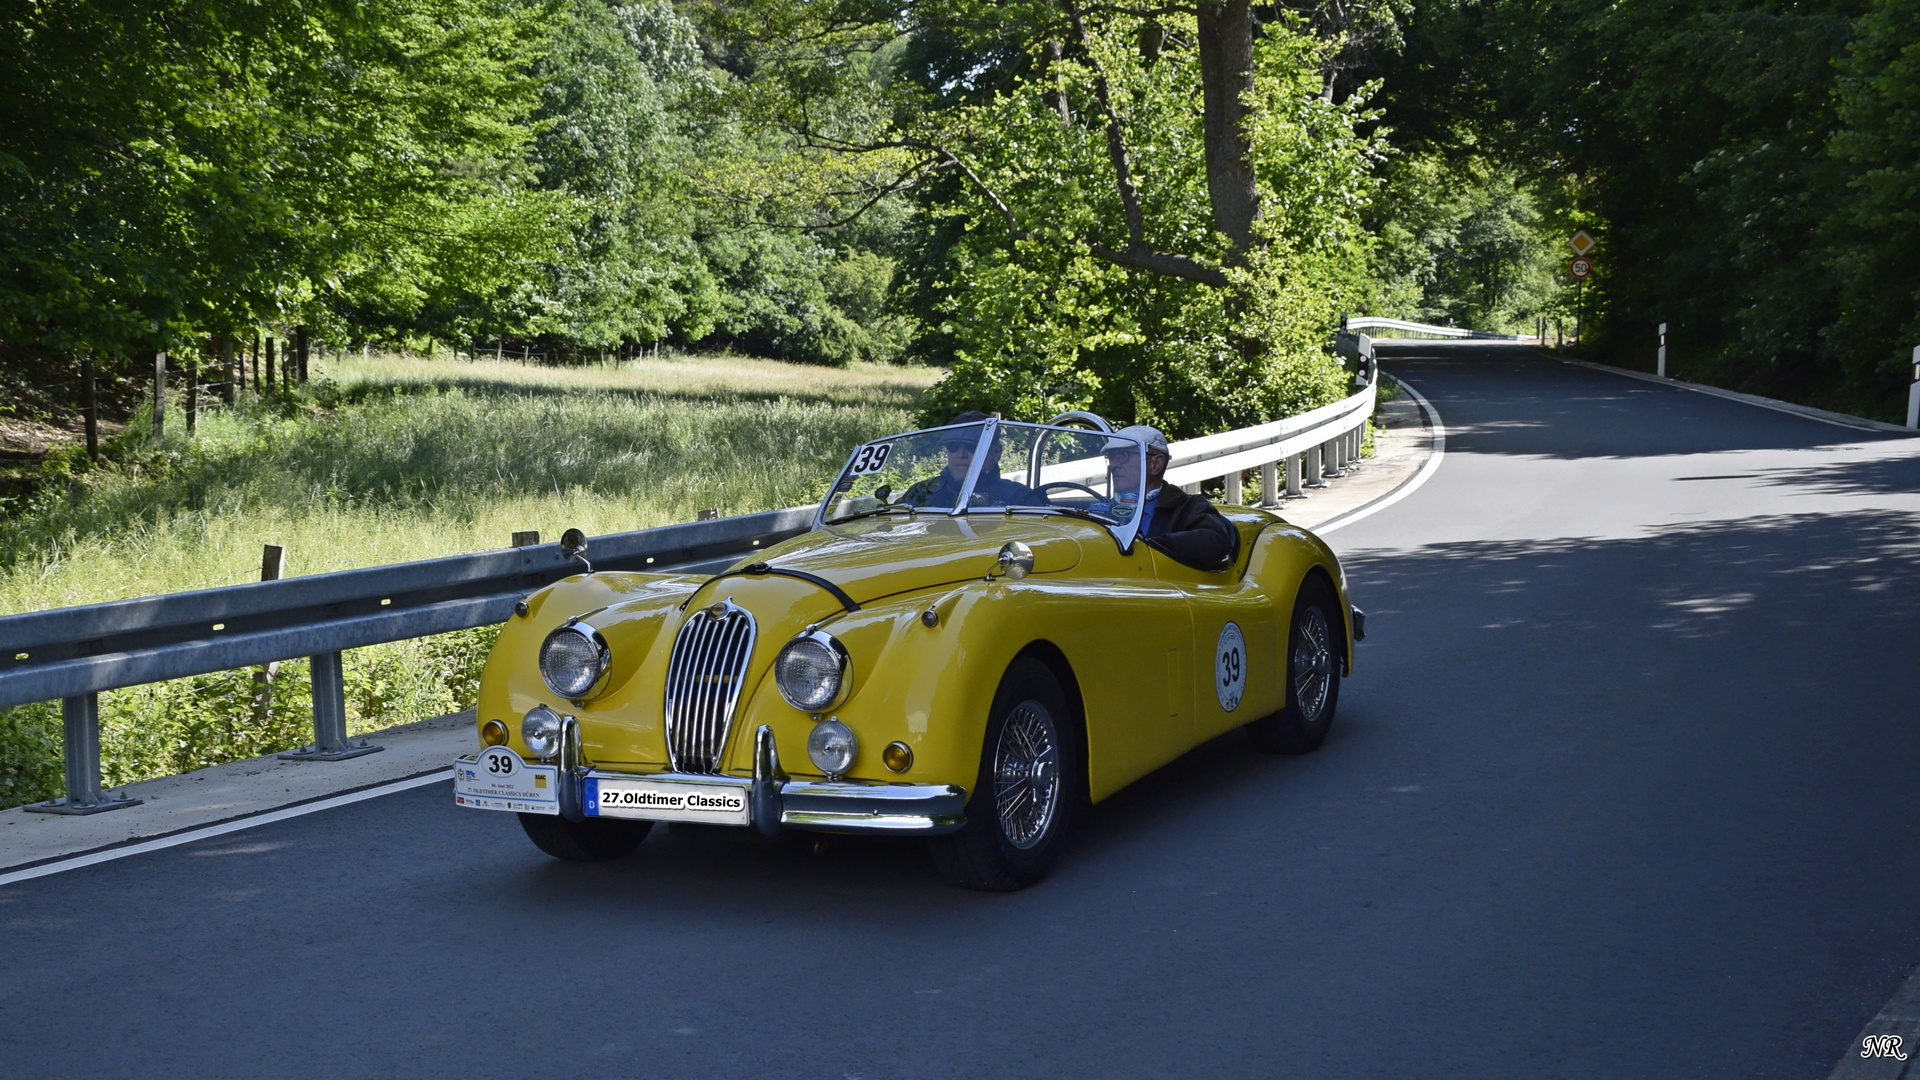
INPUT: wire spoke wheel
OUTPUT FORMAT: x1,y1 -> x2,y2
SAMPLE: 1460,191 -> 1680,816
993,701 -> 1060,850
1291,606 -> 1334,724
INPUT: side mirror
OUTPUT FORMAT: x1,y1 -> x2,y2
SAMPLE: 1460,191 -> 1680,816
560,528 -> 592,573
989,540 -> 1034,581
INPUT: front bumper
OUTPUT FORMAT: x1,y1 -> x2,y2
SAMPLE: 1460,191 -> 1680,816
454,724 -> 967,837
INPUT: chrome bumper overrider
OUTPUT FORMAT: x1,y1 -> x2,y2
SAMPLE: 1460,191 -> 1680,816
463,723 -> 967,836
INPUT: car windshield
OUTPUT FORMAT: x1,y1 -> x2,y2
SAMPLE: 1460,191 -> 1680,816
819,420 -> 1148,545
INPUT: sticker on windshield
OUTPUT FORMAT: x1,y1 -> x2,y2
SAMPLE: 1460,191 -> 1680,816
847,442 -> 893,476
1215,622 -> 1246,712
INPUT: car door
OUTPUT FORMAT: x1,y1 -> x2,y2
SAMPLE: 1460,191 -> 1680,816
1147,530 -> 1285,744
1045,537 -> 1199,802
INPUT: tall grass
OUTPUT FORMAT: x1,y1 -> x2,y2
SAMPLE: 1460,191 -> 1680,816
0,353 -> 934,808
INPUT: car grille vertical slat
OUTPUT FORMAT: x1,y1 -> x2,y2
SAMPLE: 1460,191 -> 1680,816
663,600 -> 756,774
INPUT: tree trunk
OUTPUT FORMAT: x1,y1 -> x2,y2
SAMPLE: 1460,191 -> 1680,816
1196,0 -> 1259,254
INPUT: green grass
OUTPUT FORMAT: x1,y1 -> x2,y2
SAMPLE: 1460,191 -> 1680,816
0,352 -> 936,808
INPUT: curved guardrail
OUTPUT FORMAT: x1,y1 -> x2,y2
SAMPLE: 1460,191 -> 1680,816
1347,316 -> 1526,341
1,340 -> 1384,815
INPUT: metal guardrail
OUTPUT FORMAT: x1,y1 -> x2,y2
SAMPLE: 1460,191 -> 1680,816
3,509 -> 814,813
4,346 -> 1385,816
1347,316 -> 1526,341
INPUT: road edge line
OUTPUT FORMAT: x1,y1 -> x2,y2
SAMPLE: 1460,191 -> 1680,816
1314,374 -> 1446,536
1553,354 -> 1916,435
0,769 -> 451,887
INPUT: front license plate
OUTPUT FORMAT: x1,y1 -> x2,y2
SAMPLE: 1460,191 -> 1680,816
587,776 -> 750,825
452,748 -> 559,815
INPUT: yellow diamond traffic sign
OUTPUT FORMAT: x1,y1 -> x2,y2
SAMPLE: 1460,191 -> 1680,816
1570,230 -> 1596,256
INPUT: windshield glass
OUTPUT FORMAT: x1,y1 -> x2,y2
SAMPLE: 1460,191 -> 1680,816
821,423 -> 987,523
819,421 -> 1148,545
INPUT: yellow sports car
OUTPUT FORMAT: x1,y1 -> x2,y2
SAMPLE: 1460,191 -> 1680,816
453,417 -> 1363,889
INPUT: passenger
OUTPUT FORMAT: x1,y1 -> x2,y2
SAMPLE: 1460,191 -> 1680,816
1101,424 -> 1236,571
901,411 -> 1042,508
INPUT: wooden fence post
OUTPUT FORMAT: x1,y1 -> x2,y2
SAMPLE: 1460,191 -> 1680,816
265,336 -> 276,390
81,353 -> 98,460
251,331 -> 261,391
185,354 -> 199,433
216,335 -> 235,405
295,325 -> 310,382
152,350 -> 166,442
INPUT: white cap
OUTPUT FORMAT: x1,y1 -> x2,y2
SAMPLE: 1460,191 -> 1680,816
1105,424 -> 1168,456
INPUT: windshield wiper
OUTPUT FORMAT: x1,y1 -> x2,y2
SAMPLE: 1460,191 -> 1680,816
1003,504 -> 1118,526
825,502 -> 921,525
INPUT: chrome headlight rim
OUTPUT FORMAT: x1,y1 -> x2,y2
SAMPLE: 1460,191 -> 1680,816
539,621 -> 610,700
774,629 -> 852,713
521,704 -> 563,760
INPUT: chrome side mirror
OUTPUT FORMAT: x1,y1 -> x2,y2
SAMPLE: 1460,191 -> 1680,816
989,540 -> 1034,581
560,527 -> 592,573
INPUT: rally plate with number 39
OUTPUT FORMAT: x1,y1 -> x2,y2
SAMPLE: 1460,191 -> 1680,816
453,747 -> 559,815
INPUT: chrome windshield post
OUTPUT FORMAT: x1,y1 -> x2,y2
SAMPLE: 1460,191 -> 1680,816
949,418 -> 997,516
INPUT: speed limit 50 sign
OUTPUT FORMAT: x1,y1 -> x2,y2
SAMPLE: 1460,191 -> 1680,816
1569,257 -> 1592,279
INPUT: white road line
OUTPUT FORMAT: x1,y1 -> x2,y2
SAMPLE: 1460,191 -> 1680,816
1315,375 -> 1446,536
1556,355 -> 1916,435
0,769 -> 451,887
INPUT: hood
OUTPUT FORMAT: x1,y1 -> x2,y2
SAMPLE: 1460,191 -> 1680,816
710,514 -> 1085,613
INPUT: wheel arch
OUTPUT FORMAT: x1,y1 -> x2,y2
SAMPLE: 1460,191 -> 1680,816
1007,639 -> 1090,803
1297,564 -> 1351,675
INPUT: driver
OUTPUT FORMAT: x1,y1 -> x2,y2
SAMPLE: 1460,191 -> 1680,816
900,411 -> 1041,508
1100,425 -> 1236,570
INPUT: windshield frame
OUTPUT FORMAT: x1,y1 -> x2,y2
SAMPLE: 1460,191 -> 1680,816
813,419 -> 1148,553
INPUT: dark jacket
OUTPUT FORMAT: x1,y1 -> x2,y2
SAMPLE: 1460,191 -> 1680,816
1144,484 -> 1238,571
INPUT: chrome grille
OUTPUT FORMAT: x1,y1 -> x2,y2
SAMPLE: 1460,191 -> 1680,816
663,599 -> 757,773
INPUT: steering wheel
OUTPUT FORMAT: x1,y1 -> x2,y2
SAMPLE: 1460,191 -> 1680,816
1038,481 -> 1104,501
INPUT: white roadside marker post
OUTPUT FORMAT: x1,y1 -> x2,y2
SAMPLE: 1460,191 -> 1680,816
1907,346 -> 1919,430
1658,323 -> 1668,378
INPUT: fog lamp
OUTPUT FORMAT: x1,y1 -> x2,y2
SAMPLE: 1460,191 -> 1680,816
480,719 -> 508,747
522,704 -> 563,759
882,741 -> 913,773
807,719 -> 857,779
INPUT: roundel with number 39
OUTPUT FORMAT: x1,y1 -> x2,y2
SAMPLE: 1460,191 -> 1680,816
1215,622 -> 1246,712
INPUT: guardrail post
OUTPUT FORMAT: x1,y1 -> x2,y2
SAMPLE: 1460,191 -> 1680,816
1327,438 -> 1344,477
1286,454 -> 1303,497
1305,445 -> 1324,488
1224,470 -> 1242,505
1260,461 -> 1279,507
279,651 -> 382,761
24,693 -> 142,815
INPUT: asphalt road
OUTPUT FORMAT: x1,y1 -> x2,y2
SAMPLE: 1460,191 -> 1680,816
6,345 -> 1919,1079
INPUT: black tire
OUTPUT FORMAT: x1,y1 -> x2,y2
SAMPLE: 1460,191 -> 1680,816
1247,578 -> 1342,754
928,657 -> 1082,891
517,812 -> 653,861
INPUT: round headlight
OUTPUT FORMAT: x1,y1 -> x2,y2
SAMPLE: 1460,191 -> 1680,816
522,704 -> 562,759
775,631 -> 850,712
807,718 -> 857,778
540,623 -> 607,699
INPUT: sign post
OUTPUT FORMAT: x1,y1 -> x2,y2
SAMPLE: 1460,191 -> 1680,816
1658,323 -> 1668,378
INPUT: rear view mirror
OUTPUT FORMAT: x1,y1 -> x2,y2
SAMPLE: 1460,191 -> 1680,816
560,528 -> 592,573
